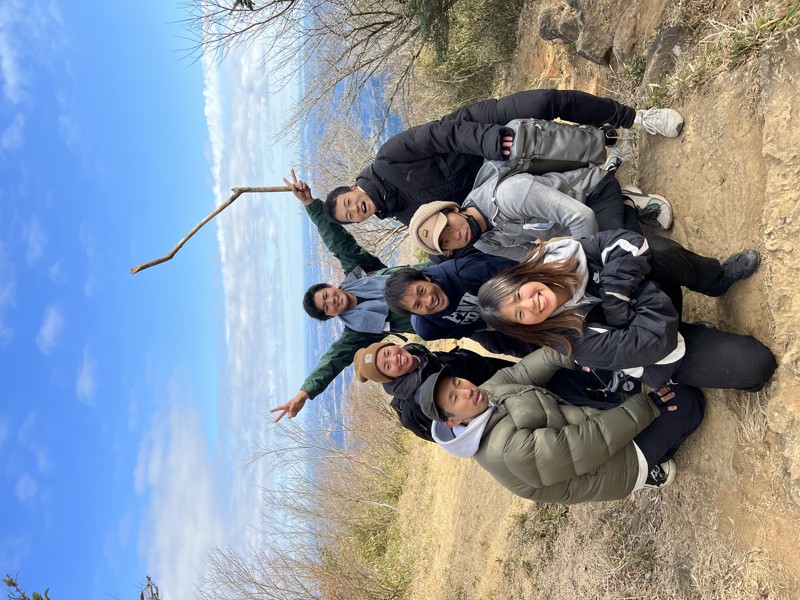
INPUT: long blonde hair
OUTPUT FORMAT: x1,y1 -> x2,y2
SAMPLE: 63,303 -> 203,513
477,244 -> 586,356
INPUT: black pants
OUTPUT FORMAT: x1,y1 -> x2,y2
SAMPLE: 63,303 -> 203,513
634,384 -> 705,468
584,171 -> 638,233
646,234 -> 722,317
671,322 -> 777,392
443,89 -> 637,129
642,236 -> 777,391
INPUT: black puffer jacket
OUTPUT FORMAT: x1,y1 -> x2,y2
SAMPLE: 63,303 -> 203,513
357,89 -> 637,225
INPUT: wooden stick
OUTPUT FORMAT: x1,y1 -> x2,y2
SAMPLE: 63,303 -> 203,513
130,186 -> 292,274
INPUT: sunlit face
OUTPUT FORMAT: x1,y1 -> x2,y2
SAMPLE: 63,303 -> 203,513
376,345 -> 417,379
313,286 -> 356,317
333,187 -> 377,223
399,280 -> 450,315
498,281 -> 563,325
434,375 -> 488,425
438,210 -> 472,252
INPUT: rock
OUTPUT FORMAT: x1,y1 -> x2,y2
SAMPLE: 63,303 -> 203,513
640,26 -> 689,86
538,6 -> 581,44
576,21 -> 613,65
612,2 -> 642,64
558,13 -> 581,44
538,7 -> 561,41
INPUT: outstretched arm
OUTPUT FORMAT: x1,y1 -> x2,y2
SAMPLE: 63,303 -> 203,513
285,169 -> 386,274
271,328 -> 387,422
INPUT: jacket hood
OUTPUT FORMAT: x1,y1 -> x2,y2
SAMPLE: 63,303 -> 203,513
543,238 -> 595,316
431,404 -> 495,458
355,164 -> 401,218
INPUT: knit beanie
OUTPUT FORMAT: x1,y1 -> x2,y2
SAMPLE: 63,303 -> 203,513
353,341 -> 394,383
409,201 -> 460,255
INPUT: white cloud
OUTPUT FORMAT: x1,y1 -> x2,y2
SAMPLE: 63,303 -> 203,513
136,371 -> 225,600
0,0 -> 26,105
25,215 -> 47,266
75,347 -> 97,405
48,259 -> 65,283
14,473 -> 37,503
35,303 -> 63,354
1,112 -> 25,151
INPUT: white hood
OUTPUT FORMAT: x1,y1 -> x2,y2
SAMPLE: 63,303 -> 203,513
539,237 -> 595,316
431,406 -> 496,458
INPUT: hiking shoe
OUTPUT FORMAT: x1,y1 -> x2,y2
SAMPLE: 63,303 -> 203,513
634,108 -> 684,137
705,250 -> 761,297
621,185 -> 673,230
692,320 -> 716,329
644,458 -> 676,489
603,139 -> 633,173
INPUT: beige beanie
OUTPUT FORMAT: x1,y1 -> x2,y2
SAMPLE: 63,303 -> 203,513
409,201 -> 460,255
353,341 -> 394,383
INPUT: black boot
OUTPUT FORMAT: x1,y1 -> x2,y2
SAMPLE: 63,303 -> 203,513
705,250 -> 760,297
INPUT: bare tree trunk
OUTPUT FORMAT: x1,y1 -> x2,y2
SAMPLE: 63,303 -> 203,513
130,186 -> 291,274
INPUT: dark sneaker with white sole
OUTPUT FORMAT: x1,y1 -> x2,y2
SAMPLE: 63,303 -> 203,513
644,458 -> 676,489
705,250 -> 760,297
621,185 -> 674,230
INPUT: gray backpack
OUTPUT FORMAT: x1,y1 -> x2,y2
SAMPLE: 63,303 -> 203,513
503,118 -> 609,175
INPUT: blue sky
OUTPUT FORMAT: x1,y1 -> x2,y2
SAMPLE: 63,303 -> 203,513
0,1 -> 311,598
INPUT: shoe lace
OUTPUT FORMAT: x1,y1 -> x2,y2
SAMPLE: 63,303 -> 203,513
648,465 -> 665,483
636,203 -> 663,227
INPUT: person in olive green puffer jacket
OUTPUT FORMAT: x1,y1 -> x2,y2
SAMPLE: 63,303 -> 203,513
418,348 -> 705,504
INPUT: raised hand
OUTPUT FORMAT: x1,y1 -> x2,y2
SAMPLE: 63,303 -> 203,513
283,168 -> 314,206
270,390 -> 309,423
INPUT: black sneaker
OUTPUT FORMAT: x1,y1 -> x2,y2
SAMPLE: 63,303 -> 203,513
705,250 -> 760,297
644,459 -> 676,489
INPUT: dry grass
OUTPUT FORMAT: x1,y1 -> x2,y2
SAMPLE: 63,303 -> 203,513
391,443 -> 799,598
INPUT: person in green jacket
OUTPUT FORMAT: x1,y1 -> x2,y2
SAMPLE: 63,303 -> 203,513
271,170 -> 421,422
418,348 -> 705,503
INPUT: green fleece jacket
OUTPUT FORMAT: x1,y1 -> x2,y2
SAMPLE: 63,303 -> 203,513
301,199 -> 416,399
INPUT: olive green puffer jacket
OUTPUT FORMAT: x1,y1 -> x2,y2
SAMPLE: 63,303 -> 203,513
434,351 -> 661,504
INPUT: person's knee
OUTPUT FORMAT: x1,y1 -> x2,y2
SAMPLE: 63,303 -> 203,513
742,341 -> 777,392
669,384 -> 705,434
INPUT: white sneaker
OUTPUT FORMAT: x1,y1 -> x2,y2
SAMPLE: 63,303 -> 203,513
603,139 -> 633,172
634,108 -> 684,138
621,185 -> 673,229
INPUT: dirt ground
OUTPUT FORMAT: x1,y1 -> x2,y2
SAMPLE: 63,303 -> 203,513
394,2 -> 800,598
